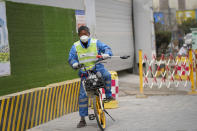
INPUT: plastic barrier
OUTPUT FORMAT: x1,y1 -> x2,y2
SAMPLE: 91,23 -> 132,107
89,71 -> 119,109
100,71 -> 119,109
138,49 -> 197,96
174,56 -> 190,80
100,71 -> 119,100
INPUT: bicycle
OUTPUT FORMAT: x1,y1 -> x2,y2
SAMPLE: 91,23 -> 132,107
78,55 -> 130,131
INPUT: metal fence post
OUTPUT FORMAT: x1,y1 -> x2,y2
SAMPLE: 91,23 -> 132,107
188,49 -> 197,95
136,50 -> 147,98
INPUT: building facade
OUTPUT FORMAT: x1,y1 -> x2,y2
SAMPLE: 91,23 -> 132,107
153,0 -> 197,11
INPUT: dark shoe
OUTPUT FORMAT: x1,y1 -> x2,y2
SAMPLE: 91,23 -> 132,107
77,120 -> 87,128
104,96 -> 115,102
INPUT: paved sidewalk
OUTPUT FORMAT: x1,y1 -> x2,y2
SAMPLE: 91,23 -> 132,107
27,72 -> 197,131
118,71 -> 191,96
28,95 -> 197,131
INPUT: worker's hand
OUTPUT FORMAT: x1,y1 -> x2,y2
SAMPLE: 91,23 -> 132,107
102,54 -> 110,60
72,63 -> 79,69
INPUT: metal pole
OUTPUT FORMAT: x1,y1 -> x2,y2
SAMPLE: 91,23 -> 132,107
188,49 -> 197,94
196,50 -> 197,90
136,50 -> 147,98
168,6 -> 173,56
139,50 -> 143,94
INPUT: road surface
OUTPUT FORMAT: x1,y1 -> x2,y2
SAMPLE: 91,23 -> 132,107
28,95 -> 197,131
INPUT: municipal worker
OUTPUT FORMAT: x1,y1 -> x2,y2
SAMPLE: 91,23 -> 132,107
68,26 -> 114,128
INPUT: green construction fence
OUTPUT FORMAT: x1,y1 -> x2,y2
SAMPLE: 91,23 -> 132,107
0,1 -> 79,96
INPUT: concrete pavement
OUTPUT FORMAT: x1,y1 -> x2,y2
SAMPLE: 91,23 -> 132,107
28,95 -> 197,131
27,72 -> 197,131
118,71 -> 190,96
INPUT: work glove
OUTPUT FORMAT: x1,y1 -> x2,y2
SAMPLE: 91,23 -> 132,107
72,63 -> 79,69
102,54 -> 110,60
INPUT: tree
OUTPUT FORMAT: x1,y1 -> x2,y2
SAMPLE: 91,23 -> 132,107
154,22 -> 171,56
178,18 -> 197,34
155,31 -> 171,56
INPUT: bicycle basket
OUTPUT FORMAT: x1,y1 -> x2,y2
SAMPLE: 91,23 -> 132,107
84,77 -> 105,91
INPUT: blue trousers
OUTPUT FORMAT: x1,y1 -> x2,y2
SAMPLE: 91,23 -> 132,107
78,67 -> 112,117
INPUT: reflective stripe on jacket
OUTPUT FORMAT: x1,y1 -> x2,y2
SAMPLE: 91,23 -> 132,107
74,38 -> 98,70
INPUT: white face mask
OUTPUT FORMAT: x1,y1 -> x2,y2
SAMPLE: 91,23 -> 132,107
80,35 -> 89,43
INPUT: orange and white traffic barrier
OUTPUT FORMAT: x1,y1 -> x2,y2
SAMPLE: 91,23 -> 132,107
141,50 -> 194,89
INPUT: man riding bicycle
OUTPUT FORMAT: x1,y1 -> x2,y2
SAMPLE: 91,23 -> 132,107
68,26 -> 114,128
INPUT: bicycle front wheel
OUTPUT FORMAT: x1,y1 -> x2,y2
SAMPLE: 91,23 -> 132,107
93,95 -> 106,131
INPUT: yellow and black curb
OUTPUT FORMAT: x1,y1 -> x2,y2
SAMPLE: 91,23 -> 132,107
0,71 -> 119,131
0,79 -> 81,131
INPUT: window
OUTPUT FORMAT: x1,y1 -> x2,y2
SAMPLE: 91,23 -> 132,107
178,0 -> 185,10
159,0 -> 169,10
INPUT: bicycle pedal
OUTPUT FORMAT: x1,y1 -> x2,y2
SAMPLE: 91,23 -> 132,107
88,114 -> 95,120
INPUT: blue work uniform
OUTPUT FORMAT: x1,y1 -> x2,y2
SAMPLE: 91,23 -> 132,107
68,38 -> 113,117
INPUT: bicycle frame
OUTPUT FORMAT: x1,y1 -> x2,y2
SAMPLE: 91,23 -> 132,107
77,55 -> 128,130
79,61 -> 107,131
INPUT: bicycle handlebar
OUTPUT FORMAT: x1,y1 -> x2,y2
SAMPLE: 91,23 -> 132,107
96,55 -> 130,59
77,55 -> 130,70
